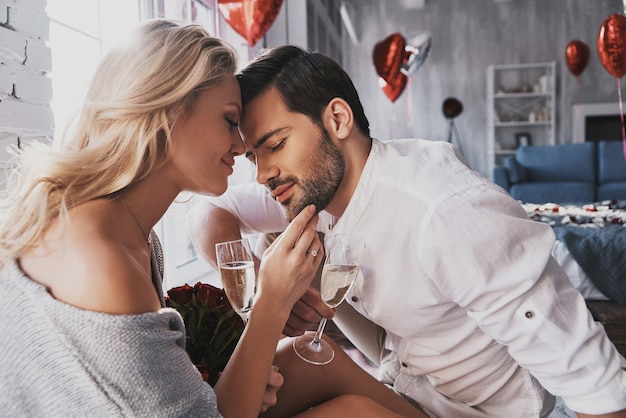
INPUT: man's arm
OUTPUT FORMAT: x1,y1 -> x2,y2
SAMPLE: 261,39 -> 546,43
186,183 -> 286,270
423,190 -> 626,415
186,201 -> 253,270
332,302 -> 386,366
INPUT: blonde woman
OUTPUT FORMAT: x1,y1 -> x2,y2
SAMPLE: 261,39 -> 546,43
0,19 -> 424,418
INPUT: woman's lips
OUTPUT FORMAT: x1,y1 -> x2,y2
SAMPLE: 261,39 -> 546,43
221,158 -> 234,173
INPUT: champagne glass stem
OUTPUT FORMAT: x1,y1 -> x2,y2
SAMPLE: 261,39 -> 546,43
309,318 -> 329,351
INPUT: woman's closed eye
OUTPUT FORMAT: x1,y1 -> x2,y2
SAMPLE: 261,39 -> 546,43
225,117 -> 239,129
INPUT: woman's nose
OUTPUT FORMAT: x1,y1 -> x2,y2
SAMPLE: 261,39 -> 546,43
231,129 -> 245,156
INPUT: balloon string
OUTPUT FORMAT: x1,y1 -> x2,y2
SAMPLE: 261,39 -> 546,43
407,77 -> 412,136
214,6 -> 221,38
617,78 -> 626,160
574,76 -> 581,142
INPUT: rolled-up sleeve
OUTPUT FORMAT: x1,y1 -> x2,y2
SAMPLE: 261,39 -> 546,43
201,182 -> 289,235
423,185 -> 626,415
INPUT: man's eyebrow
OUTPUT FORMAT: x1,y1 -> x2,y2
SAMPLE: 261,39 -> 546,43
251,127 -> 289,150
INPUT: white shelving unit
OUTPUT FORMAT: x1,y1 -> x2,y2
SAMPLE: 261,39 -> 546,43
487,62 -> 556,178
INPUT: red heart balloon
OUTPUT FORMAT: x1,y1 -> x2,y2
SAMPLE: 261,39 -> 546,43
218,0 -> 283,47
373,33 -> 406,84
597,13 -> 626,79
565,39 -> 590,77
380,73 -> 407,103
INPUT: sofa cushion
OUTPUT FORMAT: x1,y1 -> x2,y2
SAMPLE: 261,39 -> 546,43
510,182 -> 595,204
517,142 -> 596,183
493,166 -> 510,190
504,156 -> 527,184
598,140 -> 626,183
597,182 -> 626,201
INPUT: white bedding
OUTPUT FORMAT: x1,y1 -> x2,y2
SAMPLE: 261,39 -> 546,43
551,239 -> 609,300
523,200 -> 624,303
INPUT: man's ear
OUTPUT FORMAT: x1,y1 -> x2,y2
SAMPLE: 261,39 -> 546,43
324,98 -> 353,140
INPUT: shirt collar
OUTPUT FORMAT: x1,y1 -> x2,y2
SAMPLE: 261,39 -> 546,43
323,138 -> 385,238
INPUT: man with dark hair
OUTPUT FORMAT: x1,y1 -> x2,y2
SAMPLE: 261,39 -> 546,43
187,45 -> 626,418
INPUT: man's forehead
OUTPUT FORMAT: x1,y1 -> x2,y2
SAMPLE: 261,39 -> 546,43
240,91 -> 292,143
240,89 -> 280,127
242,88 -> 286,116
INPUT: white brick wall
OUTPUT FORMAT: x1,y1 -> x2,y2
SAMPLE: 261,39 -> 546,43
0,0 -> 52,173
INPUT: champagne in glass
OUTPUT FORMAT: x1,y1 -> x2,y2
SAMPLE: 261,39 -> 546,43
293,233 -> 365,365
321,265 -> 359,307
215,238 -> 256,323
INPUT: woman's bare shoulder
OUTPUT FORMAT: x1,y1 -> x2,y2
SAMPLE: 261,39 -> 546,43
59,240 -> 161,315
20,199 -> 161,315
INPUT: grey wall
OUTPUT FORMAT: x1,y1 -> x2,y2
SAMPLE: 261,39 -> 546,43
341,0 -> 624,176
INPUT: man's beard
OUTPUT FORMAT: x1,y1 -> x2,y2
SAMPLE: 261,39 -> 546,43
268,126 -> 345,221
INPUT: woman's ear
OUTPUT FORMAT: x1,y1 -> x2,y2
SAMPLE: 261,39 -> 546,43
324,98 -> 354,140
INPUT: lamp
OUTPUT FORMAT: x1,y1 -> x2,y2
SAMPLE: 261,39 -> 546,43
442,97 -> 464,154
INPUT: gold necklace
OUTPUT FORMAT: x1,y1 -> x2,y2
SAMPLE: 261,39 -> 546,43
117,196 -> 150,247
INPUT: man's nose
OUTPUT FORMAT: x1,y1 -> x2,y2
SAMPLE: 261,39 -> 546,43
255,158 -> 278,185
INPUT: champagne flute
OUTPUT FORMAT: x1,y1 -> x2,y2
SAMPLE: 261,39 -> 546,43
293,233 -> 365,365
215,238 -> 256,324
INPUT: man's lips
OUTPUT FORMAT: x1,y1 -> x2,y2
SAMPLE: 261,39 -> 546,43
271,183 -> 294,204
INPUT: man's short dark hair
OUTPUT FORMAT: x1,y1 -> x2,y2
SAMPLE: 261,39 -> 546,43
236,45 -> 370,137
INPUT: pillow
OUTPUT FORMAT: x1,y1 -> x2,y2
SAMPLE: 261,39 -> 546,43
504,156 -> 527,184
517,142 -> 595,182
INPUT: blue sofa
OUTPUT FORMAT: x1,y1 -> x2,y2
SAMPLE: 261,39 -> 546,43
493,141 -> 626,204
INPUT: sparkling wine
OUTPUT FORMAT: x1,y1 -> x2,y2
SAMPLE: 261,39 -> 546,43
220,261 -> 255,315
321,264 -> 359,307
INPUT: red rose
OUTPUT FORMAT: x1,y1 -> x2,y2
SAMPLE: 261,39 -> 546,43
195,363 -> 211,383
167,284 -> 193,306
194,282 -> 222,307
217,294 -> 234,314
230,314 -> 245,330
166,281 -> 244,386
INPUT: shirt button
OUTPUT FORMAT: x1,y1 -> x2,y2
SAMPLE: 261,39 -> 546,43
351,296 -> 359,302
401,361 -> 408,368
525,311 -> 535,319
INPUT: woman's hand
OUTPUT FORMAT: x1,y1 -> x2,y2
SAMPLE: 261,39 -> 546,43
256,204 -> 323,309
260,366 -> 283,414
215,205 -> 322,417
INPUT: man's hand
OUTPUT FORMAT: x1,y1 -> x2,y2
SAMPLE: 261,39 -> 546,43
283,287 -> 335,336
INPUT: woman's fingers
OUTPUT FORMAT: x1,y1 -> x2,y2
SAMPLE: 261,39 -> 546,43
260,366 -> 283,413
265,205 -> 321,261
264,204 -> 318,254
283,205 -> 319,252
257,205 -> 323,306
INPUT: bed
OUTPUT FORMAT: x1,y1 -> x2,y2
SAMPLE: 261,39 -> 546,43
522,199 -> 626,306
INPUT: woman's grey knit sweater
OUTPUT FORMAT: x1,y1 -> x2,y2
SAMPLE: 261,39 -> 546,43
0,237 -> 222,417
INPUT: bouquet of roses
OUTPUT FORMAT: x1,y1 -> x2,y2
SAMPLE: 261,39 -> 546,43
165,282 -> 244,386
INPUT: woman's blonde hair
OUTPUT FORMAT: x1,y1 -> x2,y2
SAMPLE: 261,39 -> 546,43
0,19 -> 238,268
